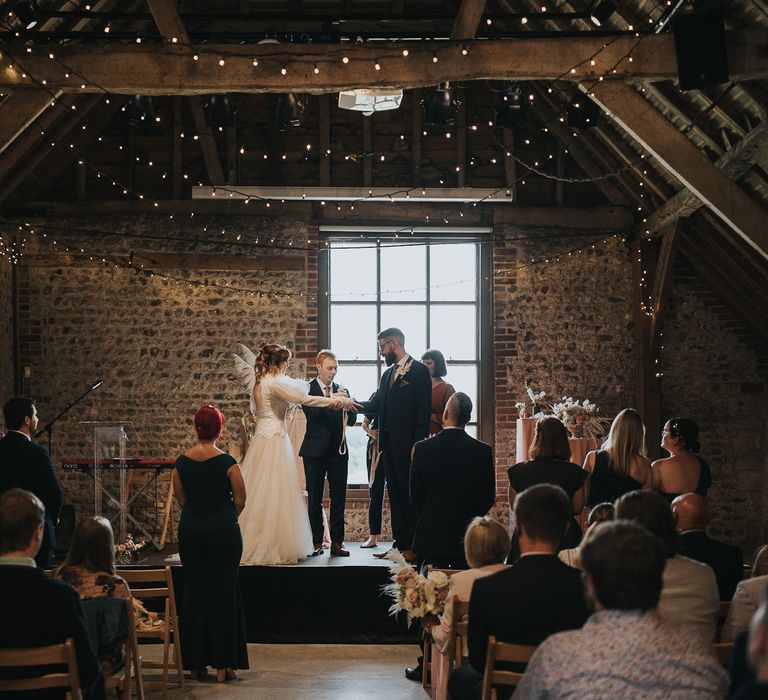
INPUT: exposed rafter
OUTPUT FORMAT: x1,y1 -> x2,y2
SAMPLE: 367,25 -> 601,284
2,30 -> 767,94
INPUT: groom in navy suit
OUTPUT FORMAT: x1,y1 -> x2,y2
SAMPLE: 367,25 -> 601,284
300,350 -> 357,557
360,328 -> 431,561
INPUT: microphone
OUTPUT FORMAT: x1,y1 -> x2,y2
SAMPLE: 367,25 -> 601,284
90,380 -> 104,391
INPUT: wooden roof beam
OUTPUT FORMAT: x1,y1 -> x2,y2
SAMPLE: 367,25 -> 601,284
0,90 -> 61,156
145,0 -> 226,186
639,120 -> 768,237
3,30 -> 767,94
588,81 -> 768,261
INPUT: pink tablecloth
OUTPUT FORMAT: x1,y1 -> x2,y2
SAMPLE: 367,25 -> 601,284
515,418 -> 600,467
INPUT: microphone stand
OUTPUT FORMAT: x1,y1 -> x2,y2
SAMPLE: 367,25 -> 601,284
34,380 -> 104,456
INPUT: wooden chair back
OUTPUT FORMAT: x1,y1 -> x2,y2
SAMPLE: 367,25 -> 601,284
449,598 -> 471,668
480,635 -> 537,700
120,566 -> 183,699
421,568 -> 466,689
102,598 -> 145,700
713,642 -> 734,668
0,638 -> 82,699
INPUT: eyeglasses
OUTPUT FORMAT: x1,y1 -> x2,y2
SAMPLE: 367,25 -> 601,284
377,340 -> 393,351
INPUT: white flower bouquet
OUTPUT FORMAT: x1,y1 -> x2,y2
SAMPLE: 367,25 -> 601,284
550,396 -> 610,439
382,550 -> 450,626
515,381 -> 549,418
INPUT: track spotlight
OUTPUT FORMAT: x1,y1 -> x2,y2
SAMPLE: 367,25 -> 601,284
126,95 -> 158,127
273,93 -> 304,129
494,84 -> 528,130
567,94 -> 600,129
423,84 -> 457,126
204,95 -> 239,129
11,0 -> 39,30
590,0 -> 616,27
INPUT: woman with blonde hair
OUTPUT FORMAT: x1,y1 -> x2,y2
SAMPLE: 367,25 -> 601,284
233,343 -> 358,566
424,517 -> 509,700
584,408 -> 653,507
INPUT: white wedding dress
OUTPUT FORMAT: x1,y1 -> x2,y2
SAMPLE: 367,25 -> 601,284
238,372 -> 338,565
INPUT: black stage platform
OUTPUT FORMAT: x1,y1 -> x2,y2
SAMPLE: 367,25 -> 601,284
121,543 -> 420,645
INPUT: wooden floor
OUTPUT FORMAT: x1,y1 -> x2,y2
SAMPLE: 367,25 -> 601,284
141,643 -> 425,699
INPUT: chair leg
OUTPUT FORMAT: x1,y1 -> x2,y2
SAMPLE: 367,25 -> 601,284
162,630 -> 170,700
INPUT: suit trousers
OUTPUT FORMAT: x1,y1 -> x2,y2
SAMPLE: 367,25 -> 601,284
304,455 -> 348,545
382,450 -> 416,552
366,444 -> 386,535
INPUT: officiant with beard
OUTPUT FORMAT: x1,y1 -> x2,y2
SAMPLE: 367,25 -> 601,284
360,328 -> 431,562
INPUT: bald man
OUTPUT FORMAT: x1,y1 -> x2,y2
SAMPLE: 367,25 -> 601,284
672,492 -> 743,601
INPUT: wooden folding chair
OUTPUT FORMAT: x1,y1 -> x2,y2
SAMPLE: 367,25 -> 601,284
422,568 -> 465,690
0,637 -> 82,699
103,598 -> 145,700
448,598 -> 470,668
480,635 -> 537,700
120,567 -> 183,700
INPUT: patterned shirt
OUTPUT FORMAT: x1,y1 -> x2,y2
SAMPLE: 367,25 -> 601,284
54,565 -> 131,601
514,609 -> 728,700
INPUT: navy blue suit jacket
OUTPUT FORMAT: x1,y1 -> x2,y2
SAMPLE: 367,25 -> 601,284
360,357 -> 431,457
299,379 -> 357,460
0,431 -> 63,560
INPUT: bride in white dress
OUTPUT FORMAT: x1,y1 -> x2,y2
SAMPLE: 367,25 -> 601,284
233,343 -> 356,565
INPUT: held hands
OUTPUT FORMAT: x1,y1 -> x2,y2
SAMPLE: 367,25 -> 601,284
328,395 -> 363,411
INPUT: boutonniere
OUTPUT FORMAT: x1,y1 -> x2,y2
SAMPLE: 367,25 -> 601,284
393,357 -> 414,381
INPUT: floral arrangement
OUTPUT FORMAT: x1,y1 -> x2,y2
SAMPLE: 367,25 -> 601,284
550,396 -> 610,439
114,534 -> 148,565
382,550 -> 450,626
515,381 -> 549,418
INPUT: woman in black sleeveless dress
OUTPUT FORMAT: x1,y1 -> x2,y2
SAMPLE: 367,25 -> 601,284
173,405 -> 248,682
584,408 -> 653,508
652,417 -> 712,503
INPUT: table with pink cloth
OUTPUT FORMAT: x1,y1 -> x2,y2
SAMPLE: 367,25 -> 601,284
515,417 -> 600,467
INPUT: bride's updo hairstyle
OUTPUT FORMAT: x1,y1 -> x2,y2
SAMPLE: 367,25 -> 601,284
254,343 -> 292,383
195,405 -> 224,441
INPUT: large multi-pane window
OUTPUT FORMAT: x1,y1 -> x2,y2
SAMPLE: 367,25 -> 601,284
319,232 -> 489,485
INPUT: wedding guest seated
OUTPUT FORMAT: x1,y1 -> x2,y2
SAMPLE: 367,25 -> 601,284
507,417 -> 588,559
652,417 -> 712,502
558,501 -> 614,568
723,575 -> 768,643
672,492 -> 743,600
584,408 -> 653,508
615,490 -> 719,642
513,521 -> 729,699
447,484 -> 590,700
53,516 -> 132,675
424,517 -> 509,700
753,545 -> 768,578
731,579 -> 768,699
0,489 -> 104,699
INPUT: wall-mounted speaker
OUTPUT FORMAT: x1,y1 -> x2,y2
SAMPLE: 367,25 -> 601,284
673,6 -> 729,91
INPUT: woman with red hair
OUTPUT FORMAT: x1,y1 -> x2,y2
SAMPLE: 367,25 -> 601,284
173,405 -> 247,682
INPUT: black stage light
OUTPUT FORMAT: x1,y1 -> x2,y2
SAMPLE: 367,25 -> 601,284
204,95 -> 239,129
590,0 -> 616,26
274,93 -> 304,128
494,84 -> 528,130
12,0 -> 39,30
673,5 -> 729,91
567,94 -> 600,129
423,84 -> 457,126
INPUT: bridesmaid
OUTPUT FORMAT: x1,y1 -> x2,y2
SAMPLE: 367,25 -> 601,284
421,349 -> 456,436
173,405 -> 248,682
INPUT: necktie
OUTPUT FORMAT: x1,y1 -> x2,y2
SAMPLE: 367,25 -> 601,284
324,385 -> 331,398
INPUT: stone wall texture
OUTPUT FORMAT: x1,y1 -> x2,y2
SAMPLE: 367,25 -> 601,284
659,259 -> 768,558
1,215 -> 765,557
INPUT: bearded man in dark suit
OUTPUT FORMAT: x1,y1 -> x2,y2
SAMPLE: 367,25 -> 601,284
410,392 -> 495,569
360,327 -> 431,562
300,350 -> 357,557
0,397 -> 63,568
